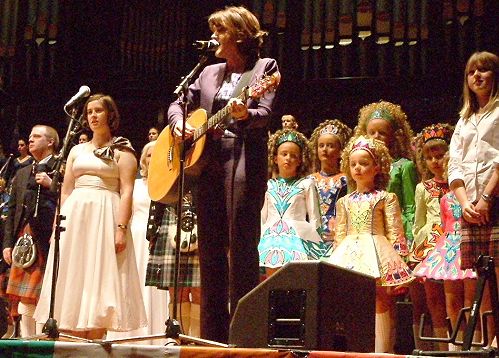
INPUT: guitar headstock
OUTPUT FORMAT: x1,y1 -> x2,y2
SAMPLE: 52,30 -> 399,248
248,71 -> 281,100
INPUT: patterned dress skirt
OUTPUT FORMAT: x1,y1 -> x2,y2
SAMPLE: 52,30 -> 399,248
145,206 -> 200,289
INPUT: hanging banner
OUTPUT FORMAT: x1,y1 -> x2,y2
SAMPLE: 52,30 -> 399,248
324,0 -> 337,78
36,0 -> 49,79
261,0 -> 275,58
47,0 -> 58,78
392,0 -> 406,76
312,0 -> 324,79
356,0 -> 373,76
301,0 -> 312,79
419,0 -> 429,75
276,0 -> 286,70
406,0 -> 417,76
338,0 -> 354,77
375,0 -> 391,76
472,0 -> 484,50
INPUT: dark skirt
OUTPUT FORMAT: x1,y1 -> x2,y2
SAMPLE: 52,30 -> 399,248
145,206 -> 200,289
460,200 -> 499,269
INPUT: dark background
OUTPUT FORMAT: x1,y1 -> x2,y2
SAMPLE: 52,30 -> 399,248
0,0 -> 497,156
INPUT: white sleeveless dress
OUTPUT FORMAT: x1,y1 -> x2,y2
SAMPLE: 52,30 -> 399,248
34,145 -> 147,331
106,178 -> 168,343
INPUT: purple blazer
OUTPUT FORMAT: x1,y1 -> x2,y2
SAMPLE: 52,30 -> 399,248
168,58 -> 278,133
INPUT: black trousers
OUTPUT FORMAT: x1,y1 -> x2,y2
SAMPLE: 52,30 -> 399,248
196,134 -> 266,343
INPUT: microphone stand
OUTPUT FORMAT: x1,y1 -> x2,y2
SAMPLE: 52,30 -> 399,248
31,107 -> 90,342
103,52 -> 227,348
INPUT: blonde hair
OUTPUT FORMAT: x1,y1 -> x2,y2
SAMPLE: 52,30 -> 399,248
341,135 -> 392,191
139,141 -> 156,178
354,100 -> 414,161
460,51 -> 499,120
33,124 -> 60,152
309,119 -> 352,172
268,129 -> 310,179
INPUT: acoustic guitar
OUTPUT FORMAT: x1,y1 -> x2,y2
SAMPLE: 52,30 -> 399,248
148,71 -> 281,204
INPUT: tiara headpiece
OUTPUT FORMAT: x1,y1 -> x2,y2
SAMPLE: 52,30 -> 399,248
421,124 -> 452,144
350,136 -> 376,159
369,108 -> 396,127
276,131 -> 304,149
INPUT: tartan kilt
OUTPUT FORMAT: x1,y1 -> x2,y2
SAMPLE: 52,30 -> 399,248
460,200 -> 499,269
145,206 -> 200,289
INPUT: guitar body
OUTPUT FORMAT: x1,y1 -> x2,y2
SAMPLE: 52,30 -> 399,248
148,109 -> 207,204
148,71 -> 281,204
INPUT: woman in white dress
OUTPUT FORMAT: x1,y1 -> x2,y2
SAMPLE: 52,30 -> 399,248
34,94 -> 147,339
107,140 -> 167,344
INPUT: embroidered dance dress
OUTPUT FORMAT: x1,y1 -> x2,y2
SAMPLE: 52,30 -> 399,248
326,190 -> 414,286
258,177 -> 325,268
34,142 -> 147,331
308,172 -> 347,250
408,178 -> 449,265
387,157 -> 417,251
414,192 -> 476,280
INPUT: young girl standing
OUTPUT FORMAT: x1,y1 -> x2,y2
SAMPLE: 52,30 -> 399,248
414,152 -> 477,348
326,135 -> 414,353
308,120 -> 352,251
409,124 -> 454,350
355,101 -> 417,250
448,51 -> 498,347
258,129 -> 325,277
354,100 -> 422,349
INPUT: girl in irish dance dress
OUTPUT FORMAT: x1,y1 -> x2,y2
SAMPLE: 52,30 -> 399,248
308,119 -> 352,252
409,123 -> 454,350
414,151 -> 476,347
258,129 -> 325,277
325,135 -> 414,353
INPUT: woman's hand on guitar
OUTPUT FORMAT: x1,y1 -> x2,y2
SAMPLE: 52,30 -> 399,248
173,121 -> 195,139
229,98 -> 249,121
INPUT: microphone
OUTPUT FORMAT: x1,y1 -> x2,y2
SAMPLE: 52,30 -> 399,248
64,86 -> 91,109
193,39 -> 219,51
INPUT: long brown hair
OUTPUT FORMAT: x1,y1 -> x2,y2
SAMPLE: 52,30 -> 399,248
460,51 -> 498,120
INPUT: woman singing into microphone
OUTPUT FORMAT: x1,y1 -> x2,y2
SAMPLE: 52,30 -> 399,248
168,6 -> 279,342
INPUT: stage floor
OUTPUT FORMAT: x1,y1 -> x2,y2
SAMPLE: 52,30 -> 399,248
0,339 -> 434,357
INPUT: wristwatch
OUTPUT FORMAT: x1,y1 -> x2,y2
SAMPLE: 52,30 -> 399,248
481,193 -> 493,203
117,224 -> 128,230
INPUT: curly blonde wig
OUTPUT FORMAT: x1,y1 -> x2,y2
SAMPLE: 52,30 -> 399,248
309,119 -> 352,173
415,123 -> 454,181
268,129 -> 311,179
354,100 -> 414,161
341,135 -> 393,191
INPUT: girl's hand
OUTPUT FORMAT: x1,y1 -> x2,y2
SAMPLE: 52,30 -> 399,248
115,229 -> 127,253
462,202 -> 481,224
475,198 -> 491,225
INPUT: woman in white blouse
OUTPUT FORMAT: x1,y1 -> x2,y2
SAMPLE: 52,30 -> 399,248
448,51 -> 498,347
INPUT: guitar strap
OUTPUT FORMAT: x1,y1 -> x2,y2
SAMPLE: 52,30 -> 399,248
232,58 -> 262,98
223,58 -> 262,133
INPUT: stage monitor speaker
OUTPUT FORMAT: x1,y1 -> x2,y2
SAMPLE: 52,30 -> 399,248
229,261 -> 375,352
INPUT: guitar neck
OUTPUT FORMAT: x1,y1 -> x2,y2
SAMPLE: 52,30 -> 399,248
193,90 -> 248,142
